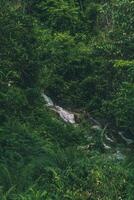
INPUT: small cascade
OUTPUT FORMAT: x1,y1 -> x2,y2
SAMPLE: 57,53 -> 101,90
102,133 -> 115,150
118,132 -> 134,145
41,93 -> 54,107
103,142 -> 112,150
42,93 -> 132,158
105,134 -> 114,143
114,150 -> 126,160
42,93 -> 75,124
54,106 -> 75,124
91,125 -> 102,131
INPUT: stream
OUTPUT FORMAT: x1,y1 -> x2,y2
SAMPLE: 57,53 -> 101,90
42,93 -> 133,160
41,93 -> 76,124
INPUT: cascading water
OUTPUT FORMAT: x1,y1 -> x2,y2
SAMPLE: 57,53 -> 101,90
118,132 -> 134,145
42,93 -> 133,159
54,106 -> 75,124
42,93 -> 75,124
41,93 -> 54,107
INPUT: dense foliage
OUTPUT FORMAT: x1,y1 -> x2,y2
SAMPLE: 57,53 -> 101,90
0,0 -> 134,199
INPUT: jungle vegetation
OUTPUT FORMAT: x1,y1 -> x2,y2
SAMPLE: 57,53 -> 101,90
0,0 -> 134,199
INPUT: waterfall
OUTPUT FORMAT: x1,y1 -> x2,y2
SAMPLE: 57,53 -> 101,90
42,93 -> 133,157
42,93 -> 75,124
41,93 -> 54,107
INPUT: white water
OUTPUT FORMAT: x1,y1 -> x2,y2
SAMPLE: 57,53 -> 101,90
42,93 -> 133,158
105,134 -> 114,143
118,132 -> 134,145
54,106 -> 75,124
115,150 -> 125,160
42,93 -> 75,124
91,125 -> 102,131
41,93 -> 54,107
103,142 -> 111,150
